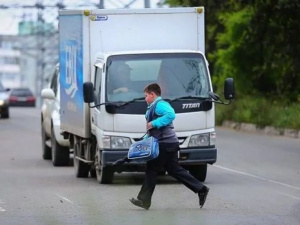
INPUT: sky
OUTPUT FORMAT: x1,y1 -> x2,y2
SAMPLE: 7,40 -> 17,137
0,0 -> 164,35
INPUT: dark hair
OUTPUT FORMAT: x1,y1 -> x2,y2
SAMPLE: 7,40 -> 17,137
144,83 -> 161,96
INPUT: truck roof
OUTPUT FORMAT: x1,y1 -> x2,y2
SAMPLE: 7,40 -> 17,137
94,49 -> 206,61
59,7 -> 204,16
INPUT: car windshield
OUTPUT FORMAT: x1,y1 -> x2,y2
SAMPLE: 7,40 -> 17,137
105,53 -> 210,102
11,88 -> 33,96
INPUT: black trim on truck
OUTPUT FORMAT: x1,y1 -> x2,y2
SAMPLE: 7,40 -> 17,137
101,147 -> 217,167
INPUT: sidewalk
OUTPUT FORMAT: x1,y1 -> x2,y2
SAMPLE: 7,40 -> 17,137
222,120 -> 300,139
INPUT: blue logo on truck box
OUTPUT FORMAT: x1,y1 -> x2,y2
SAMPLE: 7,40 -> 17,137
64,40 -> 78,98
59,14 -> 84,121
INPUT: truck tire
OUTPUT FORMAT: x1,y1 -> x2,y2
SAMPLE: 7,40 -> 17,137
51,127 -> 70,166
187,164 -> 207,182
89,168 -> 97,178
41,123 -> 51,160
95,146 -> 114,184
74,142 -> 90,178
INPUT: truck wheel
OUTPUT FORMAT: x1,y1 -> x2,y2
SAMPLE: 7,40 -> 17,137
41,123 -> 51,160
187,164 -> 207,182
74,142 -> 90,178
51,127 -> 70,166
90,168 -> 96,178
95,146 -> 114,184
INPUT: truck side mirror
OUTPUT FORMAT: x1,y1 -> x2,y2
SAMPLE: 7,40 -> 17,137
83,82 -> 94,103
224,78 -> 235,100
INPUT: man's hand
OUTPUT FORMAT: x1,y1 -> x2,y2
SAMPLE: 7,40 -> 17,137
113,87 -> 128,94
146,122 -> 153,130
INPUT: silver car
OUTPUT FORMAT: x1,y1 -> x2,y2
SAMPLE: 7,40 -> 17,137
41,64 -> 70,166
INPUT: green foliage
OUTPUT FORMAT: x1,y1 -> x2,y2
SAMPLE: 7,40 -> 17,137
212,0 -> 300,100
216,96 -> 300,130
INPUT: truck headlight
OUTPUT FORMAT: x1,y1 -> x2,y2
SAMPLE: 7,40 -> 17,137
0,100 -> 4,105
102,136 -> 132,149
188,132 -> 216,147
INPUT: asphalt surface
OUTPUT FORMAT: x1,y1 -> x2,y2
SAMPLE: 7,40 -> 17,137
0,107 -> 299,225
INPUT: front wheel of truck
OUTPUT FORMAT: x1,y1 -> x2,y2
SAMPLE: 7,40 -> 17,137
74,142 -> 90,178
95,146 -> 114,184
187,164 -> 207,182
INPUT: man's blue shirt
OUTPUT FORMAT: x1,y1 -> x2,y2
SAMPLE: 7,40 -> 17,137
146,96 -> 175,129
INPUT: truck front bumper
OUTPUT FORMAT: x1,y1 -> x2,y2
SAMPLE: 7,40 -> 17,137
102,146 -> 217,172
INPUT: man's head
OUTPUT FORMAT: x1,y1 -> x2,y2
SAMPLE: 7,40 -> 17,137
144,83 -> 161,105
116,64 -> 131,79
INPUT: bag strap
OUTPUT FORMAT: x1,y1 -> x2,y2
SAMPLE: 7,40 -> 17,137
147,99 -> 162,122
146,99 -> 164,138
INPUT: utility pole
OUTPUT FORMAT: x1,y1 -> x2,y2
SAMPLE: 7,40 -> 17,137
36,0 -> 45,107
99,0 -> 104,9
144,0 -> 150,8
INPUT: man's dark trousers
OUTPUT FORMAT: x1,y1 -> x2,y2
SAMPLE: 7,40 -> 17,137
137,143 -> 204,204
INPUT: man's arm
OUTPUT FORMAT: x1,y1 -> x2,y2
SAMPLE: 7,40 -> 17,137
151,101 -> 175,129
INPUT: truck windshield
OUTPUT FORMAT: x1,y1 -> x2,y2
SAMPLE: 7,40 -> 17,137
106,53 -> 210,102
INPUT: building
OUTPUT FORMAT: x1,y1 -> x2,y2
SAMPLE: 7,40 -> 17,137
0,35 -> 21,89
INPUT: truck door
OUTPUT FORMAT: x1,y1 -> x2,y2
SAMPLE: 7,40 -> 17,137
91,65 -> 103,133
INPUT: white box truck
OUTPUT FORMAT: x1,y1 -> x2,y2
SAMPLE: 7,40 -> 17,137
59,7 -> 234,184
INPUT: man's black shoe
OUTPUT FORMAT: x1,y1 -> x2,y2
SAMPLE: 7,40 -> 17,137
198,186 -> 209,208
129,198 -> 150,210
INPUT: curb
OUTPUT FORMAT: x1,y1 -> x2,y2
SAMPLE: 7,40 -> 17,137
222,120 -> 300,139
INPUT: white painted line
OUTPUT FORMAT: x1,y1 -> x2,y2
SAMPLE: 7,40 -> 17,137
277,192 -> 300,201
55,194 -> 75,205
0,199 -> 6,212
214,164 -> 300,191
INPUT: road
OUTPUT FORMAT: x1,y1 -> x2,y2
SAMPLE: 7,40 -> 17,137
0,107 -> 299,225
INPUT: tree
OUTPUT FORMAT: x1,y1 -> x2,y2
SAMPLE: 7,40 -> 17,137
212,0 -> 300,100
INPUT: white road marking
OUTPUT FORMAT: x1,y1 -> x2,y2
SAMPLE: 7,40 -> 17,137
55,194 -> 75,205
0,200 -> 6,212
214,164 -> 300,191
277,192 -> 300,201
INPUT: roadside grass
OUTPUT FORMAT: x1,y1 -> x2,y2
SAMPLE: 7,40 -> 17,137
215,96 -> 300,130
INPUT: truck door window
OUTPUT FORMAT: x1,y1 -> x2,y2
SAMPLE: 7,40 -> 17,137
94,67 -> 102,107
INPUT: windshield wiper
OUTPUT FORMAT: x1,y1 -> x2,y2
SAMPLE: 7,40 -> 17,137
117,97 -> 145,107
169,96 -> 210,102
89,97 -> 144,108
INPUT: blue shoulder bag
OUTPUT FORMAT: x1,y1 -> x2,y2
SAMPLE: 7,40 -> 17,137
127,136 -> 159,162
127,100 -> 161,162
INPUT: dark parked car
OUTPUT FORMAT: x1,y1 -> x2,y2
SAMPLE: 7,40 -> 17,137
0,81 -> 9,118
9,87 -> 36,107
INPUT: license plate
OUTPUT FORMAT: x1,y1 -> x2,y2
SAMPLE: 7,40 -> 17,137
18,97 -> 27,101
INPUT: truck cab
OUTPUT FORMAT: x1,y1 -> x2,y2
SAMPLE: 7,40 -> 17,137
81,50 -> 233,183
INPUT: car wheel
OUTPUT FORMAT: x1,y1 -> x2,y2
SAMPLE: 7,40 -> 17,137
41,123 -> 51,160
1,107 -> 9,118
51,126 -> 70,166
